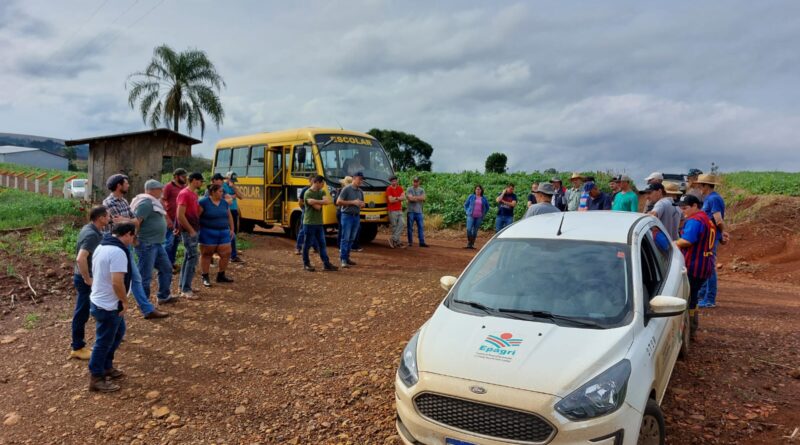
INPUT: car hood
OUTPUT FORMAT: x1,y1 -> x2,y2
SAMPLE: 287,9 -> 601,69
417,305 -> 634,396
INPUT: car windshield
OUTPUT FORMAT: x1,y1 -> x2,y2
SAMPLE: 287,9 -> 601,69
72,179 -> 85,187
448,238 -> 633,328
315,134 -> 394,186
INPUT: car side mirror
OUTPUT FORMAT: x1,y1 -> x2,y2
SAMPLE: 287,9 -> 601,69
647,295 -> 687,318
440,276 -> 457,292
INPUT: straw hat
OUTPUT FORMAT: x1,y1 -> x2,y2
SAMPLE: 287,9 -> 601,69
664,182 -> 681,195
570,172 -> 584,180
695,174 -> 720,185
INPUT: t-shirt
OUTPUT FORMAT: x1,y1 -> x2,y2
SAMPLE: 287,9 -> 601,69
524,202 -> 560,218
703,191 -> 725,242
385,185 -> 404,212
588,192 -> 612,211
199,197 -> 230,231
567,187 -> 582,211
303,188 -> 326,225
527,193 -> 536,206
679,212 -> 716,279
223,183 -> 238,211
406,186 -> 425,214
338,185 -> 364,216
90,244 -> 128,311
497,192 -> 517,217
134,199 -> 167,244
162,181 -> 185,225
74,223 -> 102,276
176,188 -> 200,232
612,191 -> 638,212
653,197 -> 680,240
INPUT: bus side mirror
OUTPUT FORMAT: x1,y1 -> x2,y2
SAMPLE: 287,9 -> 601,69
297,146 -> 307,165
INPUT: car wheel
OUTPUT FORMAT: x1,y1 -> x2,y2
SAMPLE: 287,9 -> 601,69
638,399 -> 665,445
678,311 -> 690,360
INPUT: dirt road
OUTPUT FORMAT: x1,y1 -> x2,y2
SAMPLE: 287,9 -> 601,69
1,230 -> 798,444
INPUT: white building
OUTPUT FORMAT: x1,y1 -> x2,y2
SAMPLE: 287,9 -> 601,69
0,145 -> 68,170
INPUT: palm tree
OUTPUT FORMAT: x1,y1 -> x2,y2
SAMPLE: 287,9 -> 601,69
126,44 -> 225,138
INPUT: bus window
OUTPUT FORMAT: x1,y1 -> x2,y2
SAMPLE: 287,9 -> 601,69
215,148 -> 231,174
248,145 -> 265,177
292,143 -> 315,177
231,147 -> 249,176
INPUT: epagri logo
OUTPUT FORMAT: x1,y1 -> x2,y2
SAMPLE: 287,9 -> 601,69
476,332 -> 523,363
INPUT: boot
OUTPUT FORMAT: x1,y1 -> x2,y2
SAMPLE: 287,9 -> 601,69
464,235 -> 472,249
89,375 -> 120,393
216,271 -> 234,283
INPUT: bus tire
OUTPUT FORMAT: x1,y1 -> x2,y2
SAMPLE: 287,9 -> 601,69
359,223 -> 378,244
239,219 -> 256,234
288,212 -> 302,240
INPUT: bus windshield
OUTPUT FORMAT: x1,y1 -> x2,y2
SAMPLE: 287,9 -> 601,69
315,134 -> 394,186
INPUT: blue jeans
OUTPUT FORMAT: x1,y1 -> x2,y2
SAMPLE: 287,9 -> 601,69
129,247 -> 155,316
495,214 -> 514,231
466,216 -> 484,240
179,232 -> 199,293
339,213 -> 360,261
296,209 -> 319,251
88,303 -> 126,378
135,241 -> 172,302
165,227 -> 179,266
71,274 -> 92,351
699,270 -> 718,305
303,225 -> 330,266
230,209 -> 239,259
407,212 -> 425,245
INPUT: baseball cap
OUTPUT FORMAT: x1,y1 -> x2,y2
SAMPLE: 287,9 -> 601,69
144,179 -> 163,191
643,182 -> 665,193
353,171 -> 365,178
106,174 -> 128,191
537,183 -> 556,195
583,181 -> 596,192
225,171 -> 238,182
687,168 -> 703,178
645,172 -> 664,182
173,168 -> 187,177
211,173 -> 224,181
674,194 -> 702,207
550,177 -> 562,183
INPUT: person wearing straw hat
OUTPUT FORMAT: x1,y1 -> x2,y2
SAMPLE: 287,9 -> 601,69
524,183 -> 561,218
685,168 -> 704,199
566,172 -> 584,211
645,182 -> 680,240
696,174 -> 727,308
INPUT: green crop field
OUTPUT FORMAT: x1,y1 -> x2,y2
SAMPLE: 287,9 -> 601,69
723,172 -> 800,197
0,188 -> 83,230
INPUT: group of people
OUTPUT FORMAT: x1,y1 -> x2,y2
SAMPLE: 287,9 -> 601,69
70,169 -> 243,392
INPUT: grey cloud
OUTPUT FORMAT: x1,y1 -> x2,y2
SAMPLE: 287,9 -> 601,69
15,33 -> 114,78
0,0 -> 53,37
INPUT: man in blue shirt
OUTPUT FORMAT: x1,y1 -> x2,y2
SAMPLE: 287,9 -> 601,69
696,174 -> 728,308
585,181 -> 612,211
494,183 -> 517,231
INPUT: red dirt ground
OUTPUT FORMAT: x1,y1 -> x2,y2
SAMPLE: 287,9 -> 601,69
1,215 -> 799,444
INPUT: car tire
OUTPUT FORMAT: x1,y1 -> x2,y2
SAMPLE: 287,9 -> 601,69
678,311 -> 690,360
638,399 -> 665,445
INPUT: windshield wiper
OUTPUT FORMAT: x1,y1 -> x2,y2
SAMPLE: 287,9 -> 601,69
361,176 -> 390,185
452,299 -> 497,316
496,308 -> 605,329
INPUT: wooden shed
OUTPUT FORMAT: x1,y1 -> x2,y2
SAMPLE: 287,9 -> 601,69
65,129 -> 201,203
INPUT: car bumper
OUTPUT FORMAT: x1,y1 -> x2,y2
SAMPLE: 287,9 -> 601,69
395,372 -> 643,445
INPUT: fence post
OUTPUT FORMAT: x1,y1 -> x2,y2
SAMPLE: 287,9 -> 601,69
35,173 -> 47,194
14,173 -> 19,189
49,174 -> 61,197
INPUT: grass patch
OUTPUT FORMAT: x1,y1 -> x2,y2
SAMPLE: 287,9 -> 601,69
0,188 -> 83,230
24,313 -> 41,330
27,225 -> 80,255
722,172 -> 800,197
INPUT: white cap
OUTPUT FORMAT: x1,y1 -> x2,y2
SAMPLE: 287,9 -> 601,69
645,172 -> 663,181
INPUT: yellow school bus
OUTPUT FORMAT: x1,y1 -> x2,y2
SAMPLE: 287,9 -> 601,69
211,128 -> 393,243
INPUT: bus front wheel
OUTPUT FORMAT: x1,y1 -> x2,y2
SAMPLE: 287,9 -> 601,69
359,223 -> 378,244
239,219 -> 256,234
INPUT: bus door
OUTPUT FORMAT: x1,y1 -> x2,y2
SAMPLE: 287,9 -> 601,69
265,146 -> 287,223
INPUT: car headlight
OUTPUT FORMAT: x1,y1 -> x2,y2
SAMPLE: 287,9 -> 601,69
555,359 -> 631,421
398,331 -> 420,387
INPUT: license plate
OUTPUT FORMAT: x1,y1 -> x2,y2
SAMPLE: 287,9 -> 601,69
446,439 -> 476,445
365,214 -> 380,221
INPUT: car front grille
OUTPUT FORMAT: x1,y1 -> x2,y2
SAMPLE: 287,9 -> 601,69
413,393 -> 555,443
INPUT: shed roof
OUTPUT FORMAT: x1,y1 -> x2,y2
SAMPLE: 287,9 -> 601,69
64,128 -> 201,146
0,145 -> 41,154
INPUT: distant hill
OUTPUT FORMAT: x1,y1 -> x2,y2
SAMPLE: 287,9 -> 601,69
0,132 -> 88,160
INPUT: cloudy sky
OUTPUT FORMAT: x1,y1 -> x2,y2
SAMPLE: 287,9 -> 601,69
2,0 -> 799,179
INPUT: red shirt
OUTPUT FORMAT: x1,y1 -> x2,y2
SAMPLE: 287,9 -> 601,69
176,187 -> 200,231
386,185 -> 404,212
162,180 -> 185,224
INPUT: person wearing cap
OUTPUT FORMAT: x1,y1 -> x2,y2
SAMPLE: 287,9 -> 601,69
495,183 -> 517,231
645,183 -> 681,240
102,174 -> 167,319
406,176 -> 428,247
385,174 -> 407,248
176,172 -> 204,299
527,182 -> 540,209
584,181 -> 612,211
644,172 -> 664,212
674,194 -> 716,340
696,174 -> 727,308
686,168 -> 704,199
550,177 -> 567,211
131,180 -> 175,315
524,183 -> 561,218
611,175 -> 638,213
224,172 -> 245,263
566,173 -> 584,211
336,172 -> 366,268
162,168 -> 187,270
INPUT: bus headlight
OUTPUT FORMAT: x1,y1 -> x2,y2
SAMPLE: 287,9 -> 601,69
555,359 -> 631,420
398,331 -> 420,387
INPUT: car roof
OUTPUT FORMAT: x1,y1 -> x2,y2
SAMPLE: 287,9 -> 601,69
497,211 -> 650,244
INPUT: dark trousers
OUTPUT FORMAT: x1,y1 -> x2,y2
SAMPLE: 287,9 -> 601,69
230,209 -> 240,259
303,225 -> 330,266
688,275 -> 708,339
88,303 -> 126,378
71,274 -> 91,351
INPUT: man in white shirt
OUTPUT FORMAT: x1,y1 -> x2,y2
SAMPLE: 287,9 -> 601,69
88,222 -> 136,393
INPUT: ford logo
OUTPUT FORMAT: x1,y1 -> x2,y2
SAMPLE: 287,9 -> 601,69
469,386 -> 487,395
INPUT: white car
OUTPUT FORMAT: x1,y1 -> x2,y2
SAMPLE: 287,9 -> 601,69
69,179 -> 86,199
395,212 -> 690,445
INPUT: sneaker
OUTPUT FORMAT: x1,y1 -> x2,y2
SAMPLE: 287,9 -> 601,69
304,264 -> 316,272
104,368 -> 126,380
144,309 -> 169,320
419,243 -> 430,248
346,259 -> 357,266
216,273 -> 234,283
340,261 -> 349,269
202,275 -> 212,287
89,375 -> 119,393
323,263 -> 339,271
352,247 -> 363,252
180,291 -> 199,300
231,257 -> 244,263
69,347 -> 92,361
294,249 -> 301,255
158,295 -> 179,305
705,303 -> 716,308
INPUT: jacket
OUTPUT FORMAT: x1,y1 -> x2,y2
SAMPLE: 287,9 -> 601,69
464,194 -> 490,218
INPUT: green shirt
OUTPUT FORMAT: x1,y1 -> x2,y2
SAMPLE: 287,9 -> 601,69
612,191 -> 639,213
134,199 -> 167,244
303,188 -> 326,225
